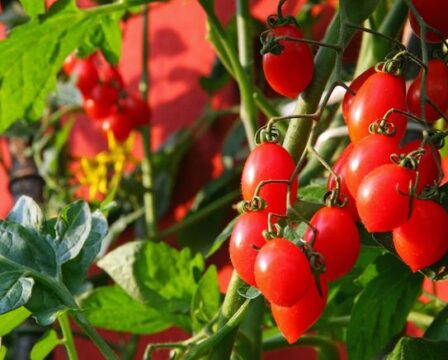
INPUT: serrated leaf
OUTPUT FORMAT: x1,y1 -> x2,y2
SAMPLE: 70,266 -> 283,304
387,337 -> 448,360
206,216 -> 238,259
20,0 -> 45,17
7,196 -> 44,230
0,307 -> 30,336
81,286 -> 171,335
347,254 -> 423,360
0,273 -> 34,314
191,266 -> 220,333
30,329 -> 61,360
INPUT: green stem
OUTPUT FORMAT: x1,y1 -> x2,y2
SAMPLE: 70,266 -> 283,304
139,4 -> 158,239
58,312 -> 79,360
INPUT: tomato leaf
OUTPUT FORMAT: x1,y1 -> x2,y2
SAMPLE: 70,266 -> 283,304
7,196 -> 44,230
206,216 -> 238,259
0,307 -> 30,336
30,329 -> 61,360
19,0 -> 45,17
80,285 -> 171,335
387,337 -> 448,359
298,183 -> 326,204
0,346 -> 6,360
425,305 -> 448,341
0,273 -> 34,314
347,254 -> 423,360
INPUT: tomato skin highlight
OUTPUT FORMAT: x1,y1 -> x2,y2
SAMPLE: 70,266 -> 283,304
241,143 -> 298,214
72,58 -> 100,96
229,211 -> 268,287
393,199 -> 448,272
357,164 -> 415,233
304,207 -> 360,282
84,83 -> 119,120
254,238 -> 312,307
346,134 -> 401,197
347,72 -> 407,144
262,25 -> 314,99
102,111 -> 133,142
272,281 -> 328,344
409,0 -> 448,43
407,59 -> 448,123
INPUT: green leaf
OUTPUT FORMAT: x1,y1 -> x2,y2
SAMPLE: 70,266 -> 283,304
206,216 -> 238,259
98,15 -> 122,65
98,241 -> 205,331
20,0 -> 45,17
30,329 -> 61,360
81,286 -> 171,335
0,307 -> 30,336
298,183 -> 326,204
7,196 -> 44,230
387,337 -> 448,360
26,287 -> 63,326
347,254 -> 423,360
191,266 -> 220,333
425,305 -> 448,341
0,346 -> 6,360
0,273 -> 34,314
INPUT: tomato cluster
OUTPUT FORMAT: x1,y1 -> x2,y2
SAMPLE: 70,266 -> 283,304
63,53 -> 150,142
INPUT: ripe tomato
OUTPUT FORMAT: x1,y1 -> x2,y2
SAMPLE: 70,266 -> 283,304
393,199 -> 448,272
346,134 -> 401,197
254,238 -> 312,307
401,140 -> 441,191
72,58 -> 99,96
100,65 -> 125,89
83,83 -> 119,120
327,143 -> 359,220
102,111 -> 132,142
262,25 -> 314,99
271,280 -> 328,344
409,0 -> 448,43
304,207 -> 360,281
342,66 -> 376,122
241,143 -> 297,214
442,156 -> 448,185
347,72 -> 407,144
357,164 -> 415,232
63,53 -> 77,75
121,94 -> 151,127
229,211 -> 268,287
407,59 -> 448,123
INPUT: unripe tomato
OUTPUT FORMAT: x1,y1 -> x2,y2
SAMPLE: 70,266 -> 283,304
357,164 -> 415,232
393,199 -> 448,272
229,211 -> 268,287
83,83 -> 119,120
409,0 -> 448,43
254,238 -> 312,307
72,58 -> 99,96
271,281 -> 328,344
347,72 -> 407,144
102,111 -> 132,142
121,94 -> 151,127
241,143 -> 298,214
346,134 -> 401,197
407,59 -> 448,123
262,25 -> 314,99
304,207 -> 360,282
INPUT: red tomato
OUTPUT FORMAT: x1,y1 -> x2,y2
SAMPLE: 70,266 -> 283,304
442,156 -> 448,185
121,94 -> 151,127
83,83 -> 119,120
241,143 -> 298,214
271,281 -> 328,344
347,72 -> 407,144
342,66 -> 376,123
304,207 -> 360,282
72,58 -> 100,96
100,65 -> 125,89
409,0 -> 448,43
63,53 -> 77,75
327,143 -> 359,220
407,59 -> 448,123
346,134 -> 401,197
102,111 -> 133,142
393,199 -> 448,272
401,140 -> 442,191
229,211 -> 268,287
254,238 -> 312,307
357,164 -> 415,232
262,25 -> 314,99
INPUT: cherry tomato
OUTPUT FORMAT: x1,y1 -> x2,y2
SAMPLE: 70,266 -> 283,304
393,199 -> 448,272
342,66 -> 376,123
409,0 -> 448,43
254,238 -> 312,307
102,111 -> 132,142
241,143 -> 298,214
401,140 -> 442,191
304,207 -> 360,282
407,59 -> 448,123
72,58 -> 99,96
100,65 -> 125,89
346,134 -> 401,197
271,281 -> 328,344
442,156 -> 448,185
121,94 -> 151,127
357,164 -> 415,232
83,83 -> 119,120
262,25 -> 314,99
327,143 -> 359,220
347,72 -> 407,144
229,211 -> 268,287
63,53 -> 77,75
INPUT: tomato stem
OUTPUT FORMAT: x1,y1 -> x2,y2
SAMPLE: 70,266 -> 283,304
58,312 -> 79,360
